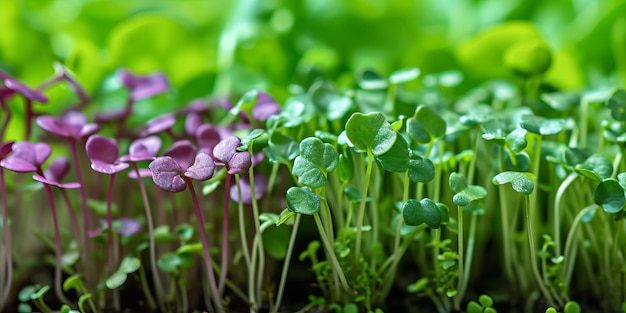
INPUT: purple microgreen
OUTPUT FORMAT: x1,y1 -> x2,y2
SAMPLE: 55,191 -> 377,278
0,141 -> 14,159
0,142 -> 51,173
163,140 -> 197,170
149,156 -> 187,192
128,168 -> 153,179
36,111 -> 99,141
252,92 -> 280,121
213,136 -> 241,164
140,113 -> 176,137
119,69 -> 169,101
37,63 -> 90,109
185,112 -> 203,137
227,151 -> 252,175
85,135 -> 129,174
196,124 -> 221,156
184,153 -> 215,181
33,174 -> 81,189
120,136 -> 162,162
91,218 -> 141,237
2,76 -> 49,103
230,172 -> 268,204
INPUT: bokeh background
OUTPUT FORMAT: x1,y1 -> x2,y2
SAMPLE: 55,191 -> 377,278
1,0 -> 625,103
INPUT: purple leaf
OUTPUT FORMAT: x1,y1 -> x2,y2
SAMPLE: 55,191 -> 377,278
119,69 -> 169,100
213,136 -> 241,164
114,217 -> 141,236
229,173 -> 268,204
44,157 -> 71,182
33,174 -> 81,189
184,153 -> 215,181
86,135 -> 128,174
182,99 -> 211,114
149,156 -> 187,192
163,140 -> 197,170
121,136 -> 162,162
140,113 -> 176,137
252,92 -> 280,121
227,151 -> 252,175
185,112 -> 203,136
196,124 -> 221,156
37,111 -> 99,140
95,107 -> 132,123
2,142 -> 52,172
90,160 -> 129,174
0,156 -> 37,173
3,77 -> 48,103
86,135 -> 120,164
0,141 -> 14,159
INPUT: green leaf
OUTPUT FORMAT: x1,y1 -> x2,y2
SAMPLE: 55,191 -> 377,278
376,135 -> 409,173
17,303 -> 31,313
575,154 -> 613,181
345,112 -> 396,156
618,172 -> 626,190
78,293 -> 93,313
479,294 -> 494,307
492,171 -> 535,195
481,119 -> 507,145
18,286 -> 37,302
310,81 -> 353,120
594,179 -> 626,213
607,89 -> 626,121
504,40 -> 551,77
158,252 -> 183,274
450,173 -> 487,206
63,274 -> 83,292
520,115 -> 566,136
175,224 -> 194,242
402,198 -> 443,228
407,277 -> 430,293
286,187 -> 320,215
359,69 -> 388,90
506,127 -> 528,153
262,224 -> 290,260
292,137 -> 339,187
338,152 -> 355,183
264,132 -> 299,164
389,67 -> 420,84
467,301 -> 483,313
119,256 -> 141,274
106,272 -> 128,289
276,208 -> 295,226
563,301 -> 582,313
177,243 -> 203,255
238,129 -> 266,151
154,225 -> 174,243
406,105 -> 446,144
541,92 -> 580,112
232,89 -> 258,116
408,152 -> 435,183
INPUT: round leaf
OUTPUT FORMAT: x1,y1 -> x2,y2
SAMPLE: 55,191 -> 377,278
286,187 -> 320,215
520,115 -> 566,136
594,179 -> 625,213
402,198 -> 442,228
376,135 -> 409,173
492,171 -> 535,195
345,112 -> 396,156
407,105 -> 446,144
408,152 -> 435,183
574,154 -> 613,181
607,89 -> 626,121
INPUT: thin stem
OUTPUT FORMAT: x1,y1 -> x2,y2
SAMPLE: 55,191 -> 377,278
59,190 -> 81,253
69,140 -> 90,273
39,175 -> 72,305
355,150 -> 374,262
525,196 -> 556,307
273,214 -> 301,312
553,173 -> 577,255
0,170 -> 12,306
562,204 -> 598,287
313,213 -> 351,293
453,205 -> 465,310
187,181 -> 223,313
131,163 -> 164,311
105,174 -> 120,311
234,175 -> 252,287
456,212 -> 477,309
219,174 -> 232,295
247,166 -> 265,304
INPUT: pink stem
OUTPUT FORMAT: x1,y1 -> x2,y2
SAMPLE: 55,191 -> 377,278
59,189 -> 81,256
218,174 -> 231,295
187,181 -> 223,312
69,140 -> 91,277
1,170 -> 12,304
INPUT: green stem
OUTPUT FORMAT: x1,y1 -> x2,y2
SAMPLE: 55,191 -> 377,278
273,214 -> 301,312
247,166 -> 265,305
313,213 -> 351,293
525,196 -> 556,307
453,205 -> 465,310
553,173 -> 578,255
562,204 -> 598,287
355,150 -> 374,262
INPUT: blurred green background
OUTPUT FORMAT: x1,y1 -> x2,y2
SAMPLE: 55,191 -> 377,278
1,0 -> 625,103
